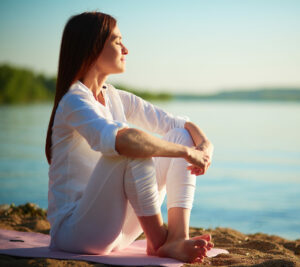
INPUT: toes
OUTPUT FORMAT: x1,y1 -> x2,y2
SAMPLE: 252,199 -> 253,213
192,247 -> 206,263
207,241 -> 214,250
193,256 -> 204,263
197,247 -> 207,257
201,234 -> 211,241
193,238 -> 208,248
191,233 -> 211,242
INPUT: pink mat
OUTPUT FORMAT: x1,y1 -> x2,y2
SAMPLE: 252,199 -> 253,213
0,229 -> 228,266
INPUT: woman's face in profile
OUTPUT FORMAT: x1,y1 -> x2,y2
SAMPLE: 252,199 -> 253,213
95,25 -> 128,75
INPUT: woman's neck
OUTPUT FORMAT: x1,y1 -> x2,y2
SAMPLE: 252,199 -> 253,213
82,69 -> 108,106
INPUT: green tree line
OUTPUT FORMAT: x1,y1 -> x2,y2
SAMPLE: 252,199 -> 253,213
0,64 -> 56,104
0,64 -> 172,104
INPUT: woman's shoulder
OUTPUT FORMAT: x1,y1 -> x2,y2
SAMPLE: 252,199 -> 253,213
105,83 -> 121,95
61,81 -> 93,104
68,81 -> 94,98
107,84 -> 139,103
106,83 -> 129,94
54,81 -> 95,117
105,83 -> 132,101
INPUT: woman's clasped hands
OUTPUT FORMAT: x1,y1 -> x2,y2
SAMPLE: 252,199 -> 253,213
186,141 -> 214,176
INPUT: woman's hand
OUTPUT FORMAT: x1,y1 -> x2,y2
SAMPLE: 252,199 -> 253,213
183,121 -> 213,175
186,141 -> 214,176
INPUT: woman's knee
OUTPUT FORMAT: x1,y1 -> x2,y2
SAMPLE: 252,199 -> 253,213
163,128 -> 194,147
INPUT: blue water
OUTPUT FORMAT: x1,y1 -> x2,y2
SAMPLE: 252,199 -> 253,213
0,101 -> 300,240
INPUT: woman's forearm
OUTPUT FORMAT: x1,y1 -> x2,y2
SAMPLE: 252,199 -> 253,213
115,128 -> 188,158
184,121 -> 209,147
184,121 -> 214,171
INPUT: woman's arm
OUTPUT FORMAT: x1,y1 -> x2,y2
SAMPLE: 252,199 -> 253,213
117,89 -> 187,135
116,127 -> 209,170
184,121 -> 214,175
184,121 -> 209,146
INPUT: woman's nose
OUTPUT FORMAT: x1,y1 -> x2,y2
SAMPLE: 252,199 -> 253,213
122,44 -> 128,55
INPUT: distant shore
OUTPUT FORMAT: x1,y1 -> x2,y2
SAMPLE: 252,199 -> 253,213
0,203 -> 299,266
174,88 -> 300,102
1,64 -> 300,104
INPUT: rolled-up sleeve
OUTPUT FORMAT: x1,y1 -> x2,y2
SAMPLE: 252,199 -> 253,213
118,90 -> 189,135
61,92 -> 128,156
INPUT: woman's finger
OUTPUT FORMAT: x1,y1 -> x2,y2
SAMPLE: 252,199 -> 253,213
187,164 -> 211,176
196,168 -> 204,176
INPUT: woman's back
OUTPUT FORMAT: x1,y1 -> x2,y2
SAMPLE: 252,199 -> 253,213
48,81 -> 127,238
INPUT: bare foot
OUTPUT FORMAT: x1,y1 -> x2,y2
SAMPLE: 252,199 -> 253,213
156,234 -> 213,263
191,234 -> 214,250
146,227 -> 168,256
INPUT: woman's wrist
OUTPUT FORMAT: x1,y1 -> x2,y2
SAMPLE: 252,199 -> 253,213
175,144 -> 189,160
182,146 -> 191,160
196,140 -> 214,158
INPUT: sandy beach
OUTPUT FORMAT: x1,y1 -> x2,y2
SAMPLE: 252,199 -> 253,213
0,203 -> 299,267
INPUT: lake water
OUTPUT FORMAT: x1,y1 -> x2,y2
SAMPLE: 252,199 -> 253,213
0,100 -> 299,240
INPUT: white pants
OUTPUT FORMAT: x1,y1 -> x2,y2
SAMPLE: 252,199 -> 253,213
54,128 -> 196,254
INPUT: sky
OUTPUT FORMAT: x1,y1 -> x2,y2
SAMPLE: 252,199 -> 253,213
0,0 -> 300,93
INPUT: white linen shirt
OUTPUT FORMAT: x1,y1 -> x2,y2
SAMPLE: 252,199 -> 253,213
48,81 -> 188,237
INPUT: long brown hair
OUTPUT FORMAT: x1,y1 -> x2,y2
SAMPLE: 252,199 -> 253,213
45,12 -> 116,164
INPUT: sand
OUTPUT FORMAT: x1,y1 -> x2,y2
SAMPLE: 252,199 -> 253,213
0,203 -> 299,267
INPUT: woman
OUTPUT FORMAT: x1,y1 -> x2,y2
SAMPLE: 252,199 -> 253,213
45,11 -> 214,263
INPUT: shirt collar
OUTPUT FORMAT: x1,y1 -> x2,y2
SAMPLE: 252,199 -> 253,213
74,80 -> 108,94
